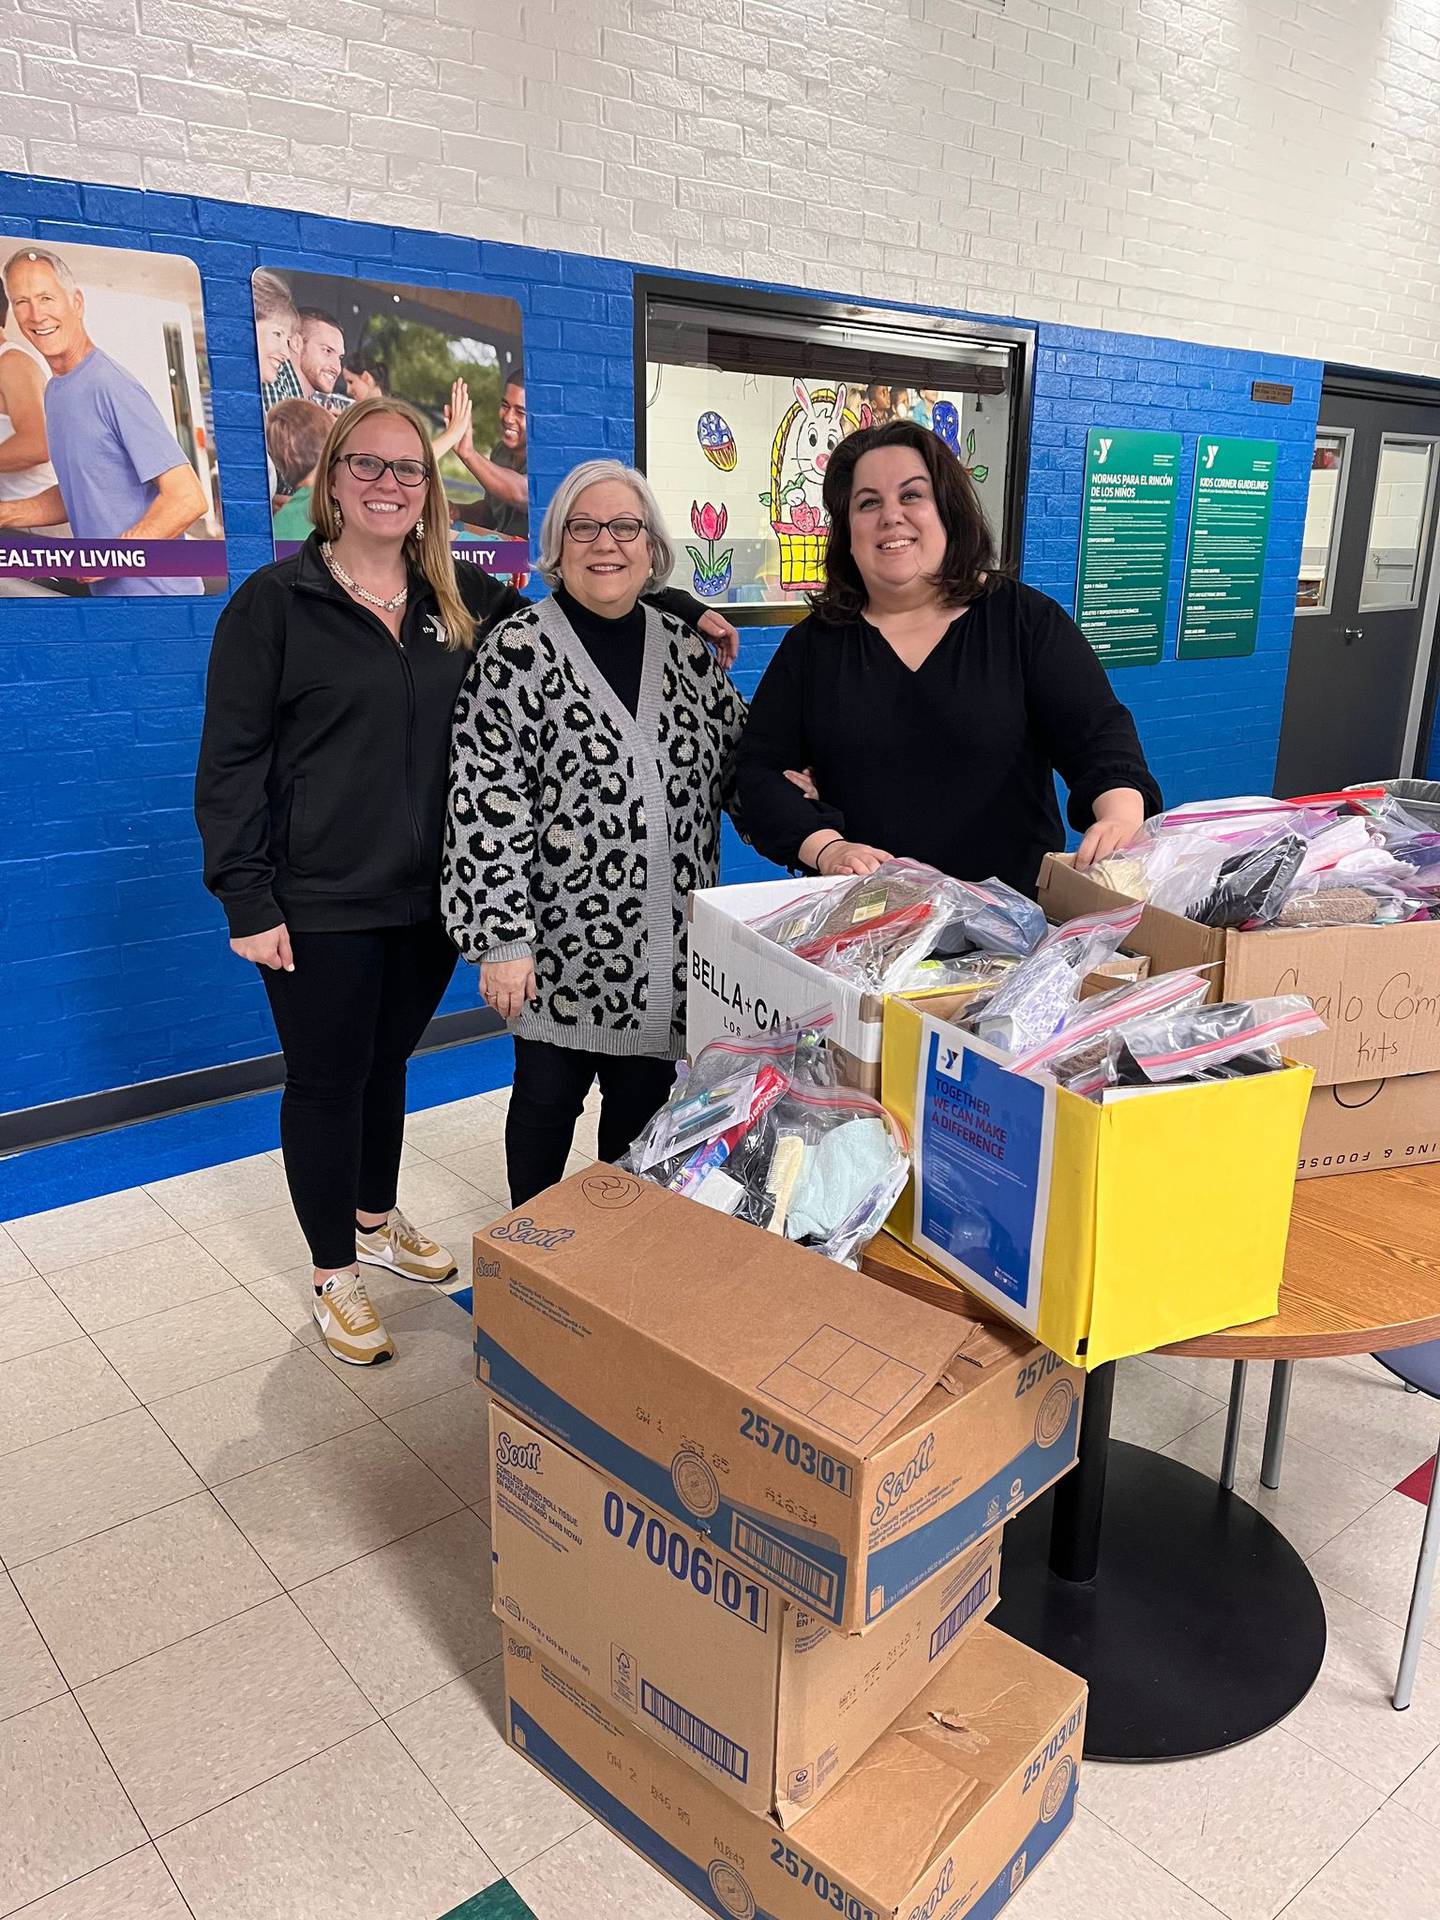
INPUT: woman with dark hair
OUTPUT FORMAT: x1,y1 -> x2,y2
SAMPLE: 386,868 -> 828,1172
735,421 -> 1160,890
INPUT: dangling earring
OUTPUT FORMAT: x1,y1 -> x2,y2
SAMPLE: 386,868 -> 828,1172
414,516 -> 425,538
330,500 -> 343,532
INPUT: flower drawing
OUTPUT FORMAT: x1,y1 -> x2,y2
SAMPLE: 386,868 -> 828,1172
686,500 -> 733,597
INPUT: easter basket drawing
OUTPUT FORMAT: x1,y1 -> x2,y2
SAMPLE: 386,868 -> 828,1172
762,381 -> 867,593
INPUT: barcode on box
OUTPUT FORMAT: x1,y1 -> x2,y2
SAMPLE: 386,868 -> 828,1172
640,1680 -> 749,1783
929,1566 -> 994,1661
733,1518 -> 837,1612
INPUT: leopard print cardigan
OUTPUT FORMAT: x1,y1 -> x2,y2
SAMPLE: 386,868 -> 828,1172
442,594 -> 746,1059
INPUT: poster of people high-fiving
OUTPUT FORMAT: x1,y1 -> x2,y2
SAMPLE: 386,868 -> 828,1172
0,232 -> 227,599
250,266 -> 528,578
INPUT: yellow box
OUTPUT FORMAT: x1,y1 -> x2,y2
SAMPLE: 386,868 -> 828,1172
882,993 -> 1314,1368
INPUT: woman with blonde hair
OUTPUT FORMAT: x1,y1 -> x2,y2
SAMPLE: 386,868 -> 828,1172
197,401 -> 736,1363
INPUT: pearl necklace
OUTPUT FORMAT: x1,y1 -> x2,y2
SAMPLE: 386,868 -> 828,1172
321,540 -> 408,613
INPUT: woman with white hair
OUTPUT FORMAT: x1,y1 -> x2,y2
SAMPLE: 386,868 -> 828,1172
443,460 -> 748,1204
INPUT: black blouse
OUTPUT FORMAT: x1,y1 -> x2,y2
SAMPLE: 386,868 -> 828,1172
734,577 -> 1161,895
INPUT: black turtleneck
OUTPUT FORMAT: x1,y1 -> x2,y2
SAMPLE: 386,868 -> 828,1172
553,585 -> 646,717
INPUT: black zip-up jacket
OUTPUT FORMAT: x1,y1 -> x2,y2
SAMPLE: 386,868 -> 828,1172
195,536 -> 716,938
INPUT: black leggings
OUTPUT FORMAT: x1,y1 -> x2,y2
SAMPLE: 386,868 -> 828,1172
507,1037 -> 676,1207
261,921 -> 459,1270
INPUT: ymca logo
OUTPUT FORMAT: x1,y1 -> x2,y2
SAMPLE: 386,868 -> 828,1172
1095,436 -> 1113,465
871,1433 -> 936,1524
1203,442 -> 1219,470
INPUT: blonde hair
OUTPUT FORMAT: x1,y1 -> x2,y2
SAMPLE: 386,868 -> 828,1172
537,460 -> 675,591
311,397 -> 476,649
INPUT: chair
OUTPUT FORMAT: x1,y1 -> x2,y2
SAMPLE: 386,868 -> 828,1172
1371,1340 -> 1440,1711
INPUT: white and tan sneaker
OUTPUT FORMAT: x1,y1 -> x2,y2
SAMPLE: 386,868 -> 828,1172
313,1269 -> 395,1365
356,1207 -> 457,1285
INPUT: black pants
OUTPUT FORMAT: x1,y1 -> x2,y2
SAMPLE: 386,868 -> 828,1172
262,921 -> 459,1270
507,1037 -> 676,1207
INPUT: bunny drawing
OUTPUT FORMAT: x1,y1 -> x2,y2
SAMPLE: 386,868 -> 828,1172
791,380 -> 848,516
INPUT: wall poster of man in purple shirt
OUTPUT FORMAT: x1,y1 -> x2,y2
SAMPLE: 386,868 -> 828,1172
0,233 -> 226,599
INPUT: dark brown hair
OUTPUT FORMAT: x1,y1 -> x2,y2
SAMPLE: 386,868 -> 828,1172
811,420 -> 997,622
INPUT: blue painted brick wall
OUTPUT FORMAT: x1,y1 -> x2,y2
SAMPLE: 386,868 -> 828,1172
0,169 -> 1324,1114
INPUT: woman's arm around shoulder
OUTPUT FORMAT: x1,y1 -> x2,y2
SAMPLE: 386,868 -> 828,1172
733,615 -> 849,870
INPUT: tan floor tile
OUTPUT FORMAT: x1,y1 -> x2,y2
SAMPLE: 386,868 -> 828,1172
393,1158 -> 489,1224
0,1338 -> 137,1457
1269,1356 -> 1440,1489
1394,1742 -> 1440,1827
1309,1492 -> 1440,1651
93,1289 -> 298,1403
1280,1802 -> 1440,1920
385,1382 -> 491,1511
293,1508 -> 499,1716
1081,1725 -> 1382,1920
437,1145 -> 510,1207
1281,1583 -> 1440,1793
0,1569 -> 64,1723
405,1095 -> 507,1159
511,1817 -> 696,1920
5,1188 -> 181,1275
0,1696 -> 145,1913
12,1492 -> 280,1689
214,1419 -> 462,1588
0,1407 -> 201,1567
1144,1349 -> 1248,1402
9,1846 -> 191,1919
388,1660 -> 590,1875
150,1347 -> 373,1486
1164,1410 -> 1391,1560
0,1225 -> 35,1283
76,1593 -> 375,1836
1007,1806 -> 1223,1919
46,1236 -> 238,1334
1112,1355 -> 1227,1452
0,1277 -> 85,1361
193,1202 -> 310,1285
157,1721 -> 497,1920
312,1294 -> 476,1417
144,1153 -> 291,1231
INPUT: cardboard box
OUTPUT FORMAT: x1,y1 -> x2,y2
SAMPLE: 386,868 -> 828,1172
1297,1070 -> 1440,1180
1038,851 -> 1440,1088
882,994 -> 1313,1367
687,878 -> 885,1092
472,1170 -> 1081,1633
502,1621 -> 1086,1920
488,1402 -> 1002,1826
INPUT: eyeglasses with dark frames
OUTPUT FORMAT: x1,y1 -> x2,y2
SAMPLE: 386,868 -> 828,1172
564,515 -> 647,543
334,452 -> 429,488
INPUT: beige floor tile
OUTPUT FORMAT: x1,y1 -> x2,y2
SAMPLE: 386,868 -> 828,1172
405,1095 -> 507,1160
1081,1725 -> 1381,1920
0,1407 -> 201,1567
1393,1742 -> 1440,1827
1112,1355 -> 1227,1452
214,1419 -> 462,1588
385,1381 -> 491,1511
510,1817 -> 697,1920
1309,1494 -> 1440,1651
437,1144 -> 510,1207
0,1569 -> 64,1723
1279,1801 -> 1440,1919
193,1202 -> 310,1285
144,1153 -> 291,1231
1144,1349 -> 1249,1402
0,1696 -> 145,1913
149,1347 -> 373,1486
312,1294 -> 476,1418
1268,1356 -> 1440,1489
1007,1806 -> 1223,1919
393,1158 -> 489,1224
12,1492 -> 280,1689
1283,1581 -> 1440,1791
93,1289 -> 298,1403
293,1508 -> 499,1716
46,1236 -> 238,1334
0,1277 -> 85,1361
1164,1410 -> 1392,1560
76,1593 -> 375,1836
0,1225 -> 35,1283
10,1846 -> 191,1919
388,1660 -> 591,1875
157,1720 -> 497,1920
0,1338 -> 137,1457
5,1189 -> 181,1276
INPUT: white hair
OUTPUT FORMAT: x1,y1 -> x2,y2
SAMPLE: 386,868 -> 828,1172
2,246 -> 79,295
538,460 -> 676,590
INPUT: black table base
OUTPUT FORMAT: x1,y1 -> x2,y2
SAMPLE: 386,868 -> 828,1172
993,1363 -> 1328,1761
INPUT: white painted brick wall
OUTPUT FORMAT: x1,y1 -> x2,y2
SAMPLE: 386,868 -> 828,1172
4,0 -> 1439,369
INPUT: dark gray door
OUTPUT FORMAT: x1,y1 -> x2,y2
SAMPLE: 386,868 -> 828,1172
1275,383 -> 1440,796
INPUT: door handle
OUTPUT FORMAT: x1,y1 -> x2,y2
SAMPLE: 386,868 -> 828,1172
1343,627 -> 1364,641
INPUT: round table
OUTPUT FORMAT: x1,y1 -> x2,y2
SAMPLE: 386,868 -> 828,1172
990,1166 -> 1440,1762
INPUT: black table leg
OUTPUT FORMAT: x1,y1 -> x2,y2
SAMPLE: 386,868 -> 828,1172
993,1359 -> 1328,1762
